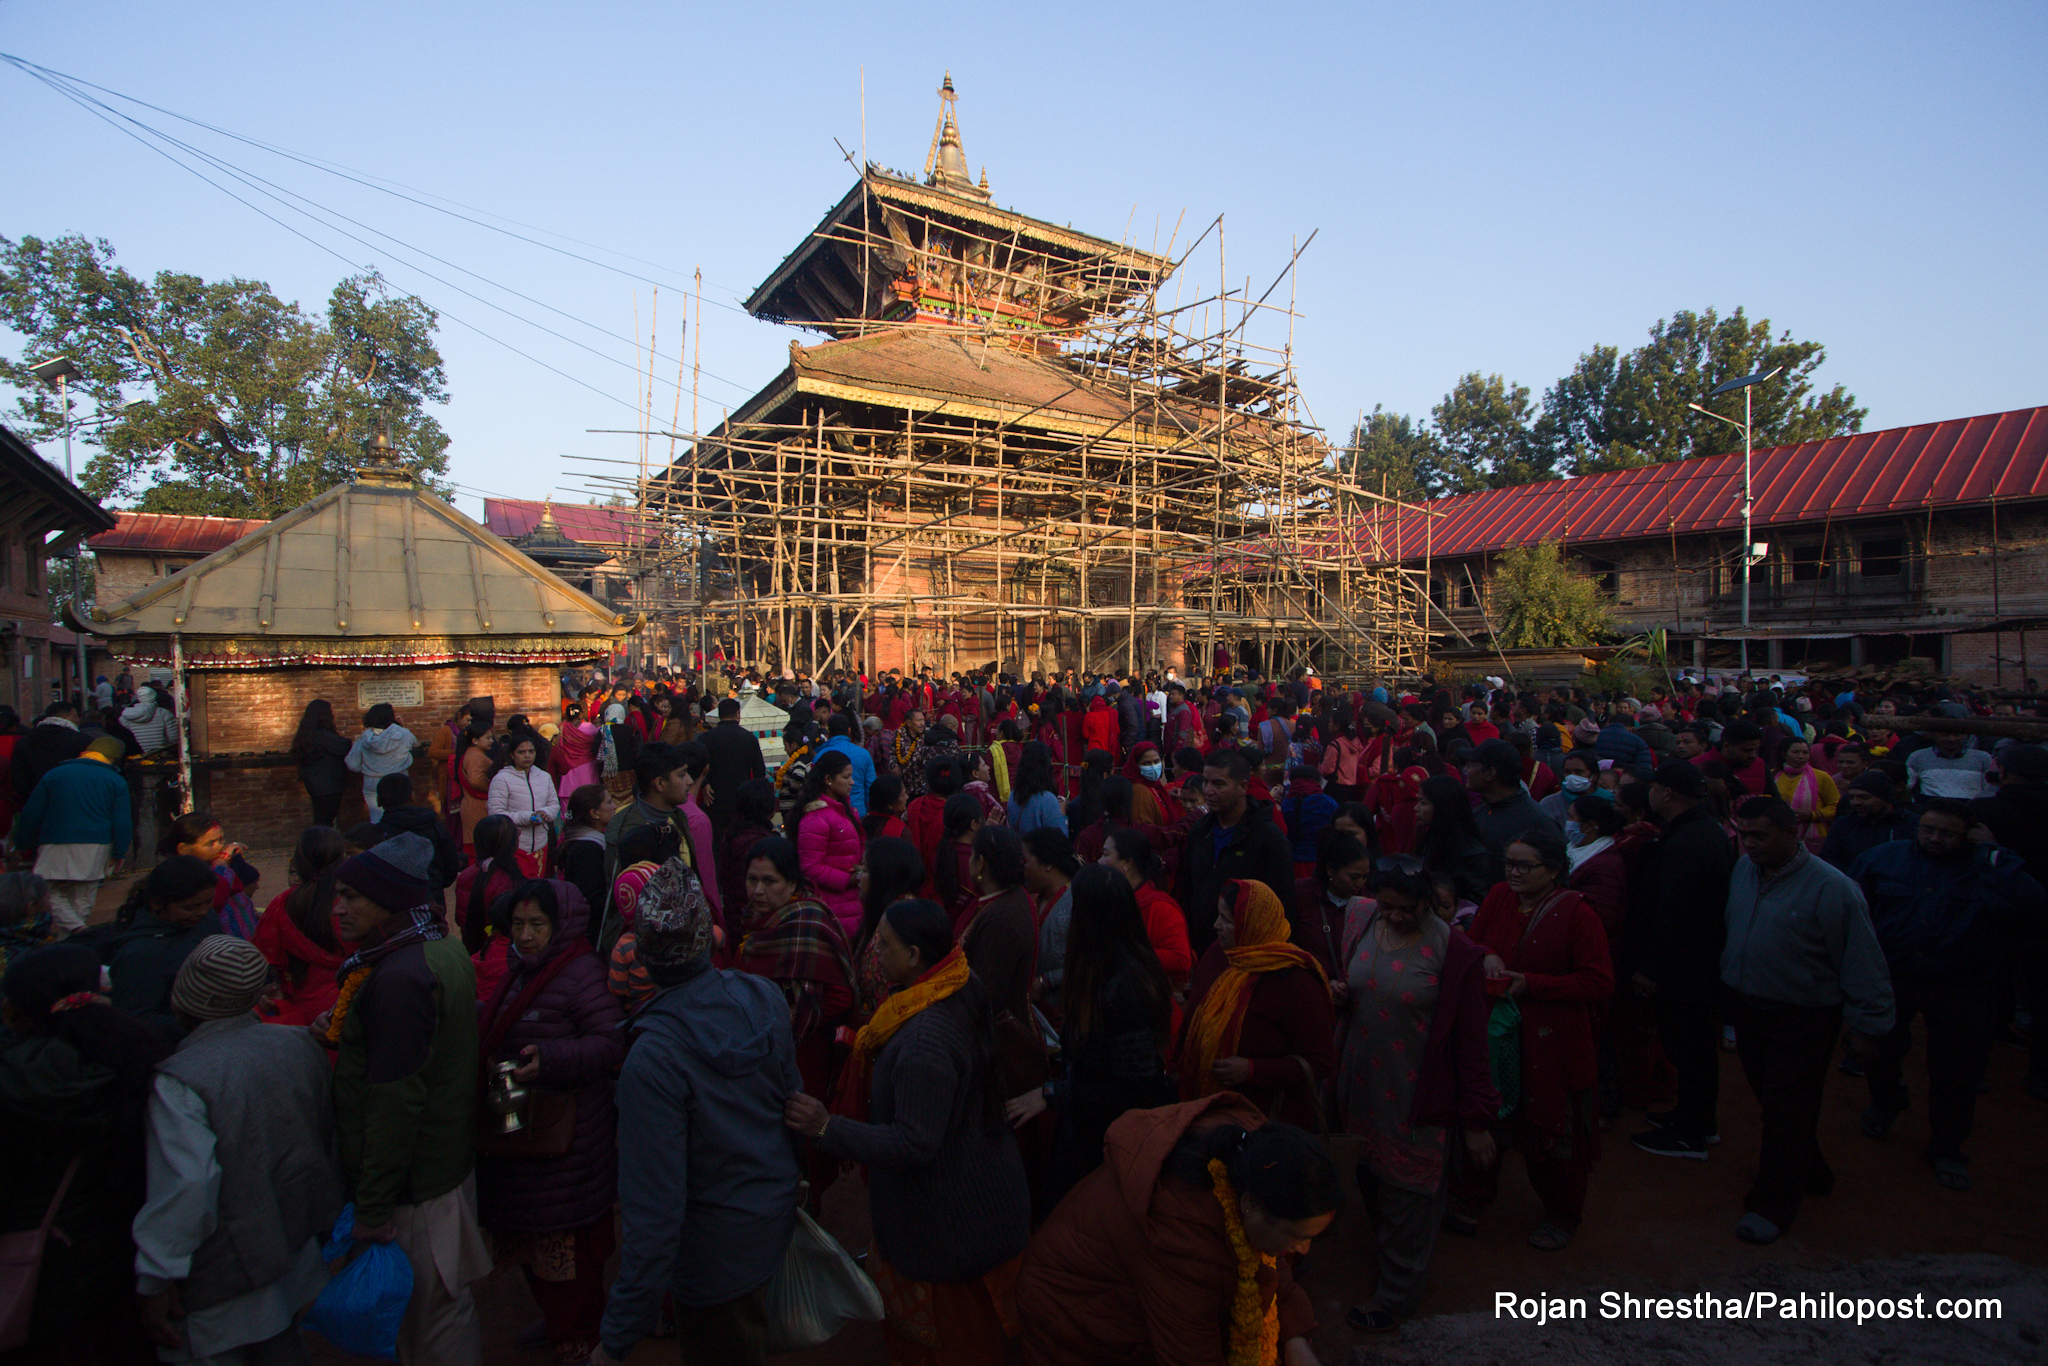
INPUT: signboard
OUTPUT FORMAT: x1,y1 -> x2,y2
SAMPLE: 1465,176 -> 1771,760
357,678 -> 425,709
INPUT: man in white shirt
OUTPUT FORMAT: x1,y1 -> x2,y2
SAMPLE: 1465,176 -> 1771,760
1907,731 -> 1998,800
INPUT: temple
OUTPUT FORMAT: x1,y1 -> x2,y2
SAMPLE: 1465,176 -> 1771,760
627,77 -> 1427,680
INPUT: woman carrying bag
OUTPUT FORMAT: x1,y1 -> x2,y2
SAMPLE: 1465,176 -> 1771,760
475,879 -> 624,1365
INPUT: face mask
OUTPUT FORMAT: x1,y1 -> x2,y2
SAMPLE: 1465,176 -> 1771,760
1562,773 -> 1594,794
1139,763 -> 1164,781
1564,819 -> 1581,845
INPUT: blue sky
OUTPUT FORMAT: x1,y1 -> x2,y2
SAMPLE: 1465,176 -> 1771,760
3,1 -> 2042,519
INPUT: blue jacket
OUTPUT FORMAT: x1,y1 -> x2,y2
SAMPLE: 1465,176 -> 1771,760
816,735 -> 877,817
600,963 -> 801,1357
1850,840 -> 2047,983
13,755 -> 132,856
1593,723 -> 1654,781
1008,789 -> 1066,837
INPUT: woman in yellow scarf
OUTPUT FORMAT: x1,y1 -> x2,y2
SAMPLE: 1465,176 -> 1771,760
1175,879 -> 1337,1130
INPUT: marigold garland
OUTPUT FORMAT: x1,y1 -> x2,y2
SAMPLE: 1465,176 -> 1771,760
323,967 -> 368,1045
1207,1158 -> 1280,1366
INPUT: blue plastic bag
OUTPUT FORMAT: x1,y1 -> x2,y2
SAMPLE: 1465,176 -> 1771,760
301,1203 -> 413,1361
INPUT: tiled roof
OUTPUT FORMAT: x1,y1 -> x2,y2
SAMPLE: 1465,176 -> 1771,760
1331,406 -> 2048,562
89,512 -> 268,555
482,500 -> 655,549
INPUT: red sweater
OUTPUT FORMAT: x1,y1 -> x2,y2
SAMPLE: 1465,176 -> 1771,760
1134,882 -> 1193,985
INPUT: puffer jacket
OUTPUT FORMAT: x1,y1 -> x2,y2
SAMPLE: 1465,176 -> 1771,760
474,880 -> 626,1233
795,795 -> 864,935
121,692 -> 177,753
345,724 -> 418,785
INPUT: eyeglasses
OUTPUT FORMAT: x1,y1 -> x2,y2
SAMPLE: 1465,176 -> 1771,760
1502,859 -> 1542,874
1374,854 -> 1424,874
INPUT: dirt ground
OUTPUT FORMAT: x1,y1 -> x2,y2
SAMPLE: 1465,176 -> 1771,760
142,858 -> 2046,1365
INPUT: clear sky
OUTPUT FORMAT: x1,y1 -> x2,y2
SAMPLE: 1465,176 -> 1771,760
3,1 -> 2042,519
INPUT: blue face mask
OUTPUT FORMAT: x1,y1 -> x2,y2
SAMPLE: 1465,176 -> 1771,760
1139,763 -> 1164,781
1564,819 -> 1581,845
1562,773 -> 1594,794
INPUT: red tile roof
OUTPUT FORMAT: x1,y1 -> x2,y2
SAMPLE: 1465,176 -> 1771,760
1329,406 -> 2048,563
482,500 -> 656,549
88,512 -> 267,555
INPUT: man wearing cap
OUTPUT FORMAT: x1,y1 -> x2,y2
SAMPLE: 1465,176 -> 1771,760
134,937 -> 344,1363
1629,761 -> 1737,1161
10,732 -> 132,934
325,831 -> 489,1364
1463,739 -> 1562,885
1820,771 -> 1916,870
595,858 -> 801,1365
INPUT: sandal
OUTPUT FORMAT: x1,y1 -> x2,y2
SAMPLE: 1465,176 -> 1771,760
1441,1211 -> 1480,1237
1347,1307 -> 1402,1333
1933,1158 -> 1972,1191
1528,1221 -> 1575,1251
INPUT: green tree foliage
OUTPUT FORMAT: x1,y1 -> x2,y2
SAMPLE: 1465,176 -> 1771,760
1337,405 -> 1432,504
1489,540 -> 1614,647
0,234 -> 451,518
1541,307 -> 1865,476
1431,373 -> 1557,494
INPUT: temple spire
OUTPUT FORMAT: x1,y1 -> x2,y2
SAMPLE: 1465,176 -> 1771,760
924,72 -> 990,200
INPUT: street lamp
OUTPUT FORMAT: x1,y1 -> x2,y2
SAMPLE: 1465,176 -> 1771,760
27,355 -> 90,707
1689,367 -> 1781,676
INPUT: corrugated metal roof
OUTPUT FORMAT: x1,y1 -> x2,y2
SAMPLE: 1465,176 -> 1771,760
1331,406 -> 2048,563
482,500 -> 656,549
88,512 -> 267,555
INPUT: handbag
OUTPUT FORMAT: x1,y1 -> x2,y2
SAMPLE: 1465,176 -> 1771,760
993,1010 -> 1052,1097
761,1204 -> 884,1353
473,939 -> 590,1159
0,1155 -> 81,1351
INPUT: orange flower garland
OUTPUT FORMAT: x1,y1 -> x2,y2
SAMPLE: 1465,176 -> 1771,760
322,967 -> 367,1046
1208,1158 -> 1280,1366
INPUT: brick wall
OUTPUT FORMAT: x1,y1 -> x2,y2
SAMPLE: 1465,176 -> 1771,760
189,662 -> 562,848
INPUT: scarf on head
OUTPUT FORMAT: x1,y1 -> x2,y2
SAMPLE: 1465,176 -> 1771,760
736,895 -> 855,1043
832,945 -> 970,1122
1178,880 -> 1326,1098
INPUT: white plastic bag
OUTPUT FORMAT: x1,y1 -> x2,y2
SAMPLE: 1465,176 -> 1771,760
761,1205 -> 885,1352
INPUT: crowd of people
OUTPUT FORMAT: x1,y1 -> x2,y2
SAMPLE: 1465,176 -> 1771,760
0,656 -> 2042,1365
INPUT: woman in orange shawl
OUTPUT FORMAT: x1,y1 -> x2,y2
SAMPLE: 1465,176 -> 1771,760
1175,879 -> 1337,1131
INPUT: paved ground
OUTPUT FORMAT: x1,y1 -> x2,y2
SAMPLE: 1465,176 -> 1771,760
149,858 -> 2046,1364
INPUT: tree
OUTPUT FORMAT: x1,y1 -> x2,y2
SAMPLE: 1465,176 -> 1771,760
1489,540 -> 1614,647
1336,405 -> 1434,504
0,234 -> 451,518
1542,307 -> 1864,476
1429,372 -> 1557,495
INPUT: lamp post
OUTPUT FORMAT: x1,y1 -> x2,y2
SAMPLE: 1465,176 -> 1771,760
28,355 -> 89,707
1688,367 -> 1782,677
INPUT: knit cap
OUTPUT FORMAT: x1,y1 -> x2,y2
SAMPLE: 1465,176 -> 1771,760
85,736 -> 126,762
635,857 -> 713,970
1849,771 -> 1898,803
170,935 -> 271,1020
336,831 -> 435,913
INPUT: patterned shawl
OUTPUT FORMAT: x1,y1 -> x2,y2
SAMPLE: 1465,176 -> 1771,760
736,894 -> 856,1044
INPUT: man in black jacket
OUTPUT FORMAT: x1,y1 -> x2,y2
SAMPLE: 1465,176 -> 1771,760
701,697 -> 766,842
1631,761 -> 1738,1160
10,702 -> 89,804
372,773 -> 462,895
1175,748 -> 1295,959
1820,772 -> 1917,869
1971,744 -> 2048,1100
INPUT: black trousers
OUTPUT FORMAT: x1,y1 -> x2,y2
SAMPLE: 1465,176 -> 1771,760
309,789 -> 343,828
1654,993 -> 1722,1139
1732,997 -> 1841,1230
1866,974 -> 1992,1160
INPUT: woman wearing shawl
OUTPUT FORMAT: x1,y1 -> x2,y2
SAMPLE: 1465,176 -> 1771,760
784,899 -> 1030,1366
550,704 -> 600,805
1771,738 -> 1838,853
1175,879 -> 1337,1131
734,836 -> 857,1107
1461,829 -> 1613,1251
960,750 -> 1008,827
1121,741 -> 1172,827
1366,759 -> 1428,857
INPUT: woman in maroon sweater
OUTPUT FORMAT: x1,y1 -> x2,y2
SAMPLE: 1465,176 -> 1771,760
1174,879 -> 1336,1131
1336,856 -> 1500,1331
1462,829 -> 1613,1251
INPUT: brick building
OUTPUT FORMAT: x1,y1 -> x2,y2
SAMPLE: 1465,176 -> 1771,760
90,512 -> 268,602
76,447 -> 638,846
1295,406 -> 2048,682
0,424 -> 116,714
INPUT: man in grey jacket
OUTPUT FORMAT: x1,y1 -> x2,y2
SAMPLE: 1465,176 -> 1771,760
134,936 -> 344,1363
593,859 -> 801,1366
1721,795 -> 1895,1245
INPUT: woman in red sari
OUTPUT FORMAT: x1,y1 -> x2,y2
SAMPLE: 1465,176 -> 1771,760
1174,879 -> 1336,1131
1459,829 -> 1613,1250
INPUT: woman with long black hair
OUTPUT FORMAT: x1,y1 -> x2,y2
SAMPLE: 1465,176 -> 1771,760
289,699 -> 351,827
251,824 -> 348,1026
1007,740 -> 1065,836
1413,774 -> 1492,905
1004,864 -> 1175,1206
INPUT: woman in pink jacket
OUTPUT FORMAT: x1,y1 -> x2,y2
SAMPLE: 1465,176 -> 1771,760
795,749 -> 865,936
